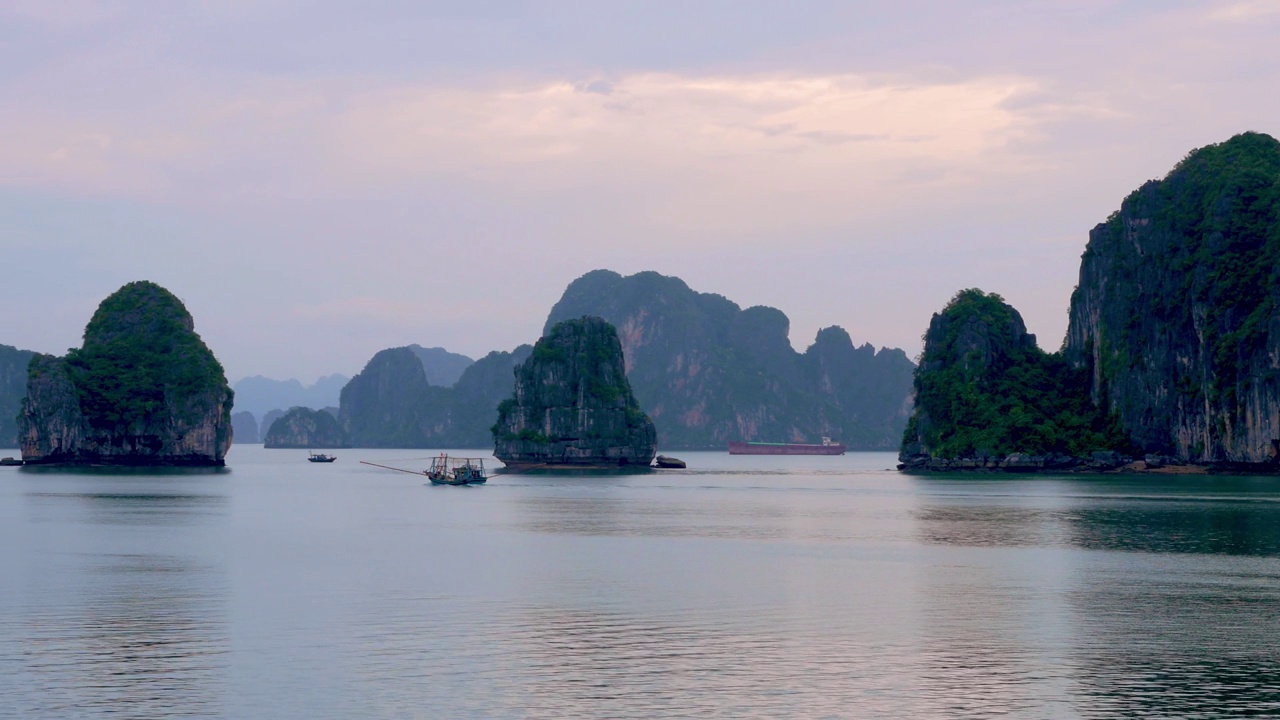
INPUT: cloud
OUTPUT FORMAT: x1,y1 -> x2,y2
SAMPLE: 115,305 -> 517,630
335,73 -> 1040,171
1208,0 -> 1280,20
323,71 -> 1063,237
1,68 -> 1079,240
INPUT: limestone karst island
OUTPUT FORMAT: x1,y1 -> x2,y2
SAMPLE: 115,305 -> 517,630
493,316 -> 657,469
19,281 -> 234,466
901,131 -> 1280,473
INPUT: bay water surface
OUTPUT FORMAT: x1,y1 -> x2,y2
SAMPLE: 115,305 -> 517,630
2,447 -> 1278,718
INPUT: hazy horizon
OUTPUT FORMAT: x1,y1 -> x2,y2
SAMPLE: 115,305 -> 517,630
3,1 -> 1277,380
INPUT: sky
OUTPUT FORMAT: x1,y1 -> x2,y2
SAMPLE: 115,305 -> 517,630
2,0 -> 1278,383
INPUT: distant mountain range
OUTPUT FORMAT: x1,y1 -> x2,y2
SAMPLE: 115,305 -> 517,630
233,346 -> 475,428
231,374 -> 350,420
545,270 -> 915,449
325,269 -> 915,450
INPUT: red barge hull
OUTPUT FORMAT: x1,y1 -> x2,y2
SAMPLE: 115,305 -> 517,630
727,441 -> 846,456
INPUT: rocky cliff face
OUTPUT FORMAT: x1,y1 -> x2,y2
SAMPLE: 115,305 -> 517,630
493,317 -> 656,467
0,344 -> 36,447
1064,132 -> 1280,464
19,281 -> 233,465
544,270 -> 914,449
263,407 -> 344,448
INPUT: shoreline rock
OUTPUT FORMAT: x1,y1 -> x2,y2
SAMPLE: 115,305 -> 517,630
896,452 -> 1277,475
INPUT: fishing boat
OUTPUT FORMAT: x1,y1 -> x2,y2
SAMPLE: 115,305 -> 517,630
727,437 -> 846,455
308,452 -> 337,463
426,455 -> 487,485
359,455 -> 488,485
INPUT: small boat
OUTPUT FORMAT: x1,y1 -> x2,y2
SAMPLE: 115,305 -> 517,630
308,452 -> 337,463
654,455 -> 686,469
0,457 -> 22,466
727,436 -> 846,455
426,455 -> 487,485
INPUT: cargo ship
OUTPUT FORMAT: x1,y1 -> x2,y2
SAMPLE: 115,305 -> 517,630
727,437 -> 846,455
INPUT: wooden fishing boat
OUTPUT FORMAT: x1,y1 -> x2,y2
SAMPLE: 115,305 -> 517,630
427,455 -> 487,485
308,452 -> 337,463
359,455 -> 487,485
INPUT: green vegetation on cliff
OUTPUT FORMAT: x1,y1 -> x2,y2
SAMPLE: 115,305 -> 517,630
1091,132 -> 1280,392
65,281 -> 231,432
493,316 -> 655,465
1066,131 -> 1280,462
906,289 -> 1127,458
20,281 -> 233,465
264,406 -> 344,449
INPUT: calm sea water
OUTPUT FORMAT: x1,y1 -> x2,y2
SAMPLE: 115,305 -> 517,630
2,446 -> 1279,719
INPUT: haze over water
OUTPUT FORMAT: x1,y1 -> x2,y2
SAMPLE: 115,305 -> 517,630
2,448 -> 1278,718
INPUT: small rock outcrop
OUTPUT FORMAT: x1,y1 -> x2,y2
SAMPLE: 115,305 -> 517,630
19,281 -> 233,466
263,407 -> 344,449
493,316 -> 656,467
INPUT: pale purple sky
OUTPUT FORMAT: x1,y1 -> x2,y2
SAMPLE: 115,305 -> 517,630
2,0 -> 1277,382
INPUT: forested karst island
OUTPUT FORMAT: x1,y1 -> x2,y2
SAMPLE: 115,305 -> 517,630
902,131 -> 1280,471
263,407 -> 345,449
493,316 -> 656,468
19,281 -> 234,466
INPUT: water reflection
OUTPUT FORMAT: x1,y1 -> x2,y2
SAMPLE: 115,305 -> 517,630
19,554 -> 229,718
19,464 -> 229,477
914,479 -> 1280,557
6,451 -> 1280,718
912,477 -> 1280,717
7,478 -> 230,718
25,491 -> 228,527
509,481 -> 908,545
1065,501 -> 1280,556
1067,563 -> 1280,717
915,505 -> 1071,548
